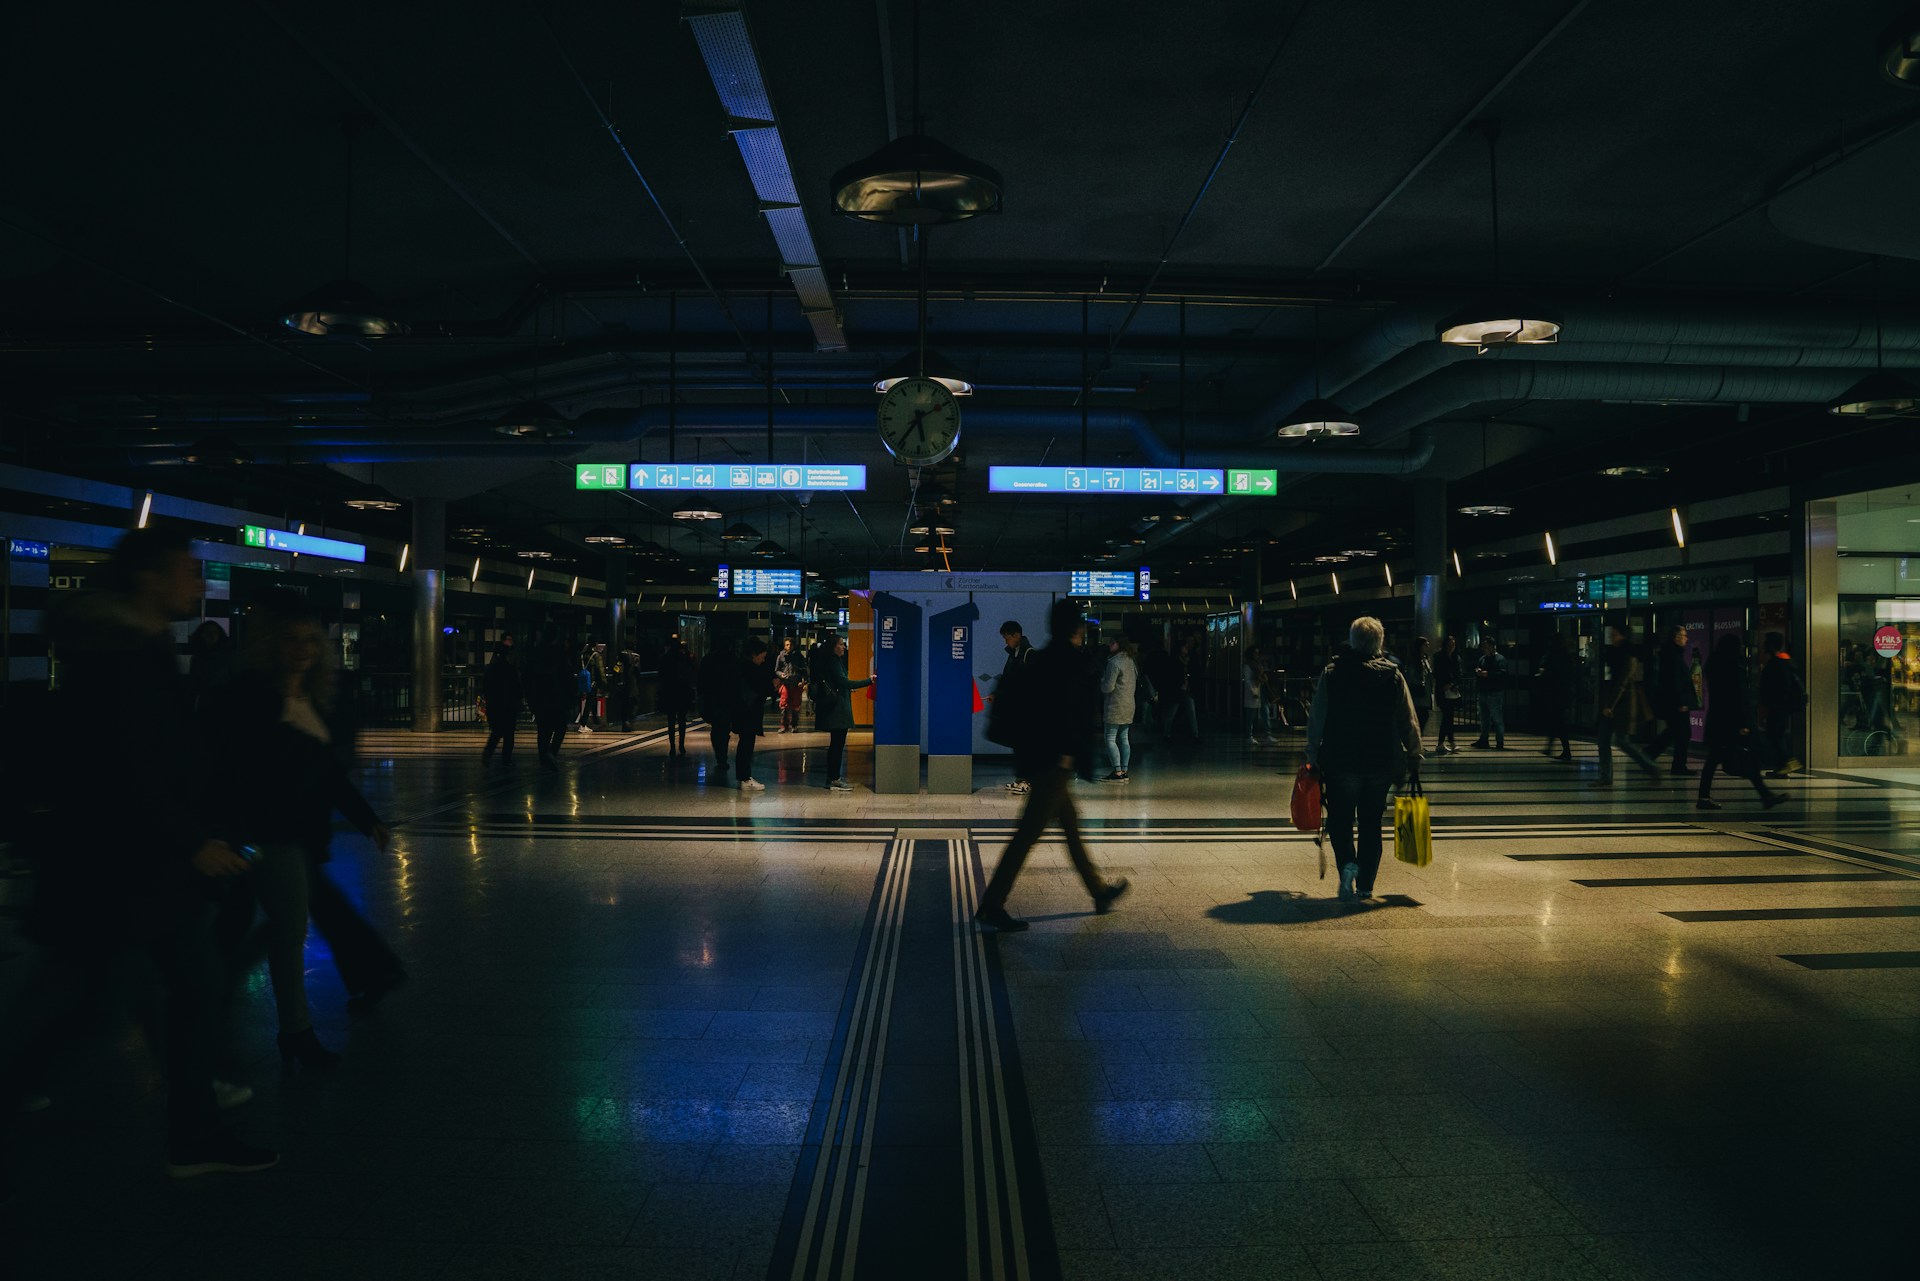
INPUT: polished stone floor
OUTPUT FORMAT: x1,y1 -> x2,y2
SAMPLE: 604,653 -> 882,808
4,719 -> 1918,1279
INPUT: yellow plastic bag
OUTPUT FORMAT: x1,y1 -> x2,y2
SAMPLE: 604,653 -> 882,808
1393,785 -> 1431,868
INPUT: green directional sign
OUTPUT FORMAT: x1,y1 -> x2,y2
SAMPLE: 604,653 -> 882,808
1226,468 -> 1278,496
575,464 -> 627,491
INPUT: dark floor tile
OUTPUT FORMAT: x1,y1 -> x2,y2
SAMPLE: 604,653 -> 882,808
1204,1138 -> 1404,1181
346,1175 -> 649,1245
447,1242 -> 736,1280
1033,1100 -> 1280,1146
621,1099 -> 811,1145
1346,1174 -> 1585,1241
1310,1235 -> 1607,1281
1059,1246 -> 1321,1281
489,1139 -> 713,1183
1104,1059 -> 1326,1100
697,1143 -> 800,1183
625,1181 -> 789,1251
1039,1142 -> 1219,1186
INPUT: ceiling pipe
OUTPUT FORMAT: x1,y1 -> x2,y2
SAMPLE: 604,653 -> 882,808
1246,299 -> 1920,441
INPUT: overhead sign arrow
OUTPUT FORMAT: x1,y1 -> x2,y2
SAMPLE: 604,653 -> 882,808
1202,473 -> 1222,491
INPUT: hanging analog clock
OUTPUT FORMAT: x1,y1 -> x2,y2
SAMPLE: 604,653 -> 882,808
876,376 -> 962,466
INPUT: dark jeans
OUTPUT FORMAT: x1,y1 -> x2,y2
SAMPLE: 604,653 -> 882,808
3,902 -> 225,1151
708,719 -> 732,774
735,730 -> 758,783
534,711 -> 567,763
1761,708 -> 1794,769
1474,693 -> 1505,745
1414,703 -> 1431,734
1323,773 -> 1391,894
1437,699 -> 1459,748
1160,693 -> 1198,740
1598,716 -> 1658,780
1648,707 -> 1692,771
483,719 -> 516,760
1539,701 -> 1570,756
980,765 -> 1108,911
664,707 -> 689,752
1700,735 -> 1772,800
825,727 -> 849,782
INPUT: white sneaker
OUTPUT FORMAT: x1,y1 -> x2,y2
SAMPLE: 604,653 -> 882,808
1006,780 -> 1030,794
739,778 -> 765,792
212,1080 -> 253,1110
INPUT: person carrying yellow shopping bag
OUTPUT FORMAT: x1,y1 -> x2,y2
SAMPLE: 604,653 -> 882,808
1394,778 -> 1432,868
1305,616 -> 1425,903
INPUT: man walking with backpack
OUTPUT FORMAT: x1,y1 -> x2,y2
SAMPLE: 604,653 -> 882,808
975,602 -> 1130,933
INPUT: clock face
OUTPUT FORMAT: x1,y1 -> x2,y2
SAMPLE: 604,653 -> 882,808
877,377 -> 962,465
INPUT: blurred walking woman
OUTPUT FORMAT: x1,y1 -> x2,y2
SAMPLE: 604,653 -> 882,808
210,594 -> 403,1068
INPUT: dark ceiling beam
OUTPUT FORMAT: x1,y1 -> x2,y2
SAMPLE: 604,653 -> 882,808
1312,0 -> 1594,274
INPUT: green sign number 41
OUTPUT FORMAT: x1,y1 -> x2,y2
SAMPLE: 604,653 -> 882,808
576,465 -> 627,491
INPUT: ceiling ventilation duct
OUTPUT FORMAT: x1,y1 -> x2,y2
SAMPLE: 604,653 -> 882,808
684,2 -> 848,353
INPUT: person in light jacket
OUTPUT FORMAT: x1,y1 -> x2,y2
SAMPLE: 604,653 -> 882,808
1306,616 -> 1424,904
1100,637 -> 1139,782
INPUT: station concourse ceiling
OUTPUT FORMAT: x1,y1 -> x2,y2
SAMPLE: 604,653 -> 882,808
4,0 -> 1919,589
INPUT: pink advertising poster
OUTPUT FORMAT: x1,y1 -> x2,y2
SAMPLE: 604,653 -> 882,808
1683,611 -> 1710,742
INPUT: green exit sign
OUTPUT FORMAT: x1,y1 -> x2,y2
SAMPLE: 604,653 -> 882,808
243,525 -> 268,547
1226,469 -> 1277,496
575,464 -> 627,490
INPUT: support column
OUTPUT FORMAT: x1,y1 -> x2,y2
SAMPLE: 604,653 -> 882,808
1801,495 -> 1838,770
1413,479 -> 1447,649
410,497 -> 446,733
605,554 -> 628,652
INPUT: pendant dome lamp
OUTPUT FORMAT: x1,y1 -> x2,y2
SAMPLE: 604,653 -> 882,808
1829,258 -> 1920,418
1279,306 -> 1360,438
281,117 -> 407,338
1436,122 -> 1561,353
830,0 -> 1001,226
873,348 -> 974,395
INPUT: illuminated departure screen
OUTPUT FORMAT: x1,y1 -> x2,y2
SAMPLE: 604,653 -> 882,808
1070,570 -> 1140,598
730,568 -> 804,595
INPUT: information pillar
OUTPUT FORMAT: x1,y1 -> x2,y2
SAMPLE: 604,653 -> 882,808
870,592 -> 923,793
926,600 -> 980,794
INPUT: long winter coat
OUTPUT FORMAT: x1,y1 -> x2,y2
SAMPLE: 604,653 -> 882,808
1100,651 -> 1138,725
811,652 -> 872,731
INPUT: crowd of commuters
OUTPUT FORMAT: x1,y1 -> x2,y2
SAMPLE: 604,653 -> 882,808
1,530 -> 410,1184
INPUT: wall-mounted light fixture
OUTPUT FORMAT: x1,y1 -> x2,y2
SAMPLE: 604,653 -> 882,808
471,556 -> 482,581
398,543 -> 410,572
1451,549 -> 1463,578
1331,571 -> 1341,595
136,491 -> 153,528
1670,507 -> 1687,549
1544,531 -> 1558,566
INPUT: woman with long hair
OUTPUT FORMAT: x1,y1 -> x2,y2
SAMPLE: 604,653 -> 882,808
210,593 -> 404,1069
811,635 -> 872,791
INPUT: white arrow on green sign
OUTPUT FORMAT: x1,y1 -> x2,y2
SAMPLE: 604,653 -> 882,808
576,464 -> 628,490
1226,468 -> 1278,496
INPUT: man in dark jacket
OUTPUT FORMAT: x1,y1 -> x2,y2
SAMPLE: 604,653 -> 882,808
1758,633 -> 1804,776
993,620 -> 1035,794
481,640 -> 522,765
732,637 -> 774,791
697,640 -> 736,783
1594,625 -> 1660,787
1307,615 -> 1423,902
1649,626 -> 1699,775
974,602 -> 1131,932
1469,636 -> 1508,749
4,528 -> 274,1180
522,632 -> 573,771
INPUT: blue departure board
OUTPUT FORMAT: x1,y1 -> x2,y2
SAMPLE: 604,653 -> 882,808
731,568 -> 804,595
1070,570 -> 1140,598
628,463 -> 865,491
989,467 -> 1225,495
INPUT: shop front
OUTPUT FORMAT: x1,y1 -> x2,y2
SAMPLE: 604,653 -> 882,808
1814,484 -> 1920,766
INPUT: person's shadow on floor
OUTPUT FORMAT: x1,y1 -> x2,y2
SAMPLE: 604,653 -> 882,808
1205,889 -> 1421,925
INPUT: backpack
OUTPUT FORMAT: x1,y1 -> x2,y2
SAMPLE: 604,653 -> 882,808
576,666 -> 593,695
985,650 -> 1038,749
